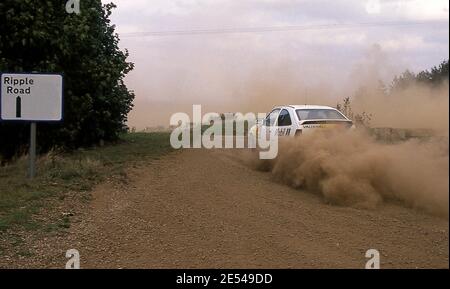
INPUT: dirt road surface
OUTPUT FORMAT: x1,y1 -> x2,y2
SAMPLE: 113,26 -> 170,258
16,149 -> 450,268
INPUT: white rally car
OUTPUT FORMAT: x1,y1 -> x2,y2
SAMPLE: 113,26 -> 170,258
249,105 -> 355,140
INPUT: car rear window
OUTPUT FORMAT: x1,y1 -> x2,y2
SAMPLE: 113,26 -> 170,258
296,109 -> 346,120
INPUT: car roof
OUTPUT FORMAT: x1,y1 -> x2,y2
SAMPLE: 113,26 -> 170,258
273,105 -> 337,110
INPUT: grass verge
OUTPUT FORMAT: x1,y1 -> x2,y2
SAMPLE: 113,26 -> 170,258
0,132 -> 173,232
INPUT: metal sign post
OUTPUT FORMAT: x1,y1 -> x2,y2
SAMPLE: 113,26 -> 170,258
29,122 -> 37,179
0,73 -> 63,179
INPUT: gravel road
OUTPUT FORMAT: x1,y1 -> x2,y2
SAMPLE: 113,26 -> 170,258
55,149 -> 448,268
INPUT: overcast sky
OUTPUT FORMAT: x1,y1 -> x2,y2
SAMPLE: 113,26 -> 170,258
100,0 -> 449,127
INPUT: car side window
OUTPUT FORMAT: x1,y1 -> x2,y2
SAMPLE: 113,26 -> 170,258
264,109 -> 280,126
277,109 -> 292,126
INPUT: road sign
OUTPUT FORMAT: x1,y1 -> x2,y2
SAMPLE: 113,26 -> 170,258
0,72 -> 64,179
0,73 -> 63,121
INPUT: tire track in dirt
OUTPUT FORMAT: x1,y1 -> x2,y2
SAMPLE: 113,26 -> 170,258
45,149 -> 449,268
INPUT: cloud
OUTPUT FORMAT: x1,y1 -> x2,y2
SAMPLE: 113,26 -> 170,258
378,0 -> 449,21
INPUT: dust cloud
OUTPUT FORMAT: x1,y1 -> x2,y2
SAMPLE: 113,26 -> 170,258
247,130 -> 449,217
350,82 -> 449,134
127,38 -> 449,217
240,51 -> 449,216
240,50 -> 449,216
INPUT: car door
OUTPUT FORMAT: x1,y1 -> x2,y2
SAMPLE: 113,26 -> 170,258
260,108 -> 280,140
276,109 -> 294,136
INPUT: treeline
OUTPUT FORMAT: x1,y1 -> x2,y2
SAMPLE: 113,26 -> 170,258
0,0 -> 134,162
391,60 -> 449,91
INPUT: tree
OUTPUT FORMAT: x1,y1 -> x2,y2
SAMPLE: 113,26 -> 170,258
390,70 -> 416,92
0,0 -> 134,161
390,60 -> 449,92
416,60 -> 449,85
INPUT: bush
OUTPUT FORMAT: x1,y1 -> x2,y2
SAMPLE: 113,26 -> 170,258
336,97 -> 372,128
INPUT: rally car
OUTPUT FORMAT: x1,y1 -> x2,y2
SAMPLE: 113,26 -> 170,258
249,105 -> 355,141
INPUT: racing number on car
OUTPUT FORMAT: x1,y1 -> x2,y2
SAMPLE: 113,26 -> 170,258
277,128 -> 291,136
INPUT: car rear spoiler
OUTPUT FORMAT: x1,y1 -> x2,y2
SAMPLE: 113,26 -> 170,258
301,120 -> 353,126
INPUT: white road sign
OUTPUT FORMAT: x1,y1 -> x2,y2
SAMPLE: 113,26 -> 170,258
1,73 -> 63,121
